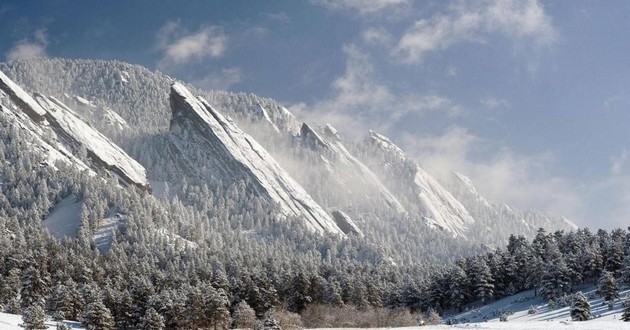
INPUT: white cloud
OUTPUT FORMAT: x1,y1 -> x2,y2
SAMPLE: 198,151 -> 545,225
262,11 -> 291,23
401,126 -> 583,223
481,97 -> 510,110
5,28 -> 48,61
362,27 -> 393,46
156,22 -> 227,68
194,67 -> 242,90
291,44 -> 464,137
394,0 -> 557,63
311,0 -> 410,15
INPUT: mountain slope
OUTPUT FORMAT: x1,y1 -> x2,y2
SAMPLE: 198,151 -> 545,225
444,171 -> 577,241
169,83 -> 344,236
361,131 -> 475,237
299,122 -> 406,215
0,69 -> 149,190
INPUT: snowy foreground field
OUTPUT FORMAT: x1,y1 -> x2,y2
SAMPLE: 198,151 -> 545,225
1,287 -> 629,329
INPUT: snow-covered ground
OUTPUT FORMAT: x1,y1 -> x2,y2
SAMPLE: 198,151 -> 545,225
444,286 -> 629,324
0,312 -> 83,330
42,196 -> 82,239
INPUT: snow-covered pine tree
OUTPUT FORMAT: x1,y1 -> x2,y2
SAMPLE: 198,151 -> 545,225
20,266 -> 48,309
539,243 -> 572,300
21,301 -> 47,330
622,296 -> 630,322
596,271 -> 619,302
447,265 -> 470,312
570,292 -> 591,321
621,255 -> 630,284
232,301 -> 257,329
140,307 -> 165,330
471,257 -> 494,303
82,299 -> 115,330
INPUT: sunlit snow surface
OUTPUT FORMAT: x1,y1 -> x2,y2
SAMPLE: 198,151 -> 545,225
0,312 -> 83,330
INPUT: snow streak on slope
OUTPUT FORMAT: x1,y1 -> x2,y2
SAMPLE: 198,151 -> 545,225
0,70 -> 46,122
169,83 -> 344,236
0,104 -> 91,171
300,122 -> 406,215
34,94 -> 150,190
363,131 -> 475,238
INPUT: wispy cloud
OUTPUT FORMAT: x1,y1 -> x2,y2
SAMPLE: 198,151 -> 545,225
402,126 -> 582,223
194,67 -> 242,91
393,0 -> 557,63
311,0 -> 410,15
481,97 -> 510,110
291,44 -> 464,137
156,21 -> 227,68
362,27 -> 393,46
5,28 -> 48,61
262,11 -> 291,23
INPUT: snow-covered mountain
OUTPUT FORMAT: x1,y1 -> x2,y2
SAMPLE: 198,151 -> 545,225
444,171 -> 577,241
360,131 -> 475,237
0,70 -> 149,190
299,122 -> 406,216
168,83 -> 344,236
0,58 -> 576,246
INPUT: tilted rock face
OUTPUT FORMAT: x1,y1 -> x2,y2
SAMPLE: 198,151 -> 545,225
331,210 -> 363,237
0,70 -> 46,122
299,122 -> 406,215
362,131 -> 474,238
168,83 -> 344,236
34,95 -> 150,190
0,69 -> 149,190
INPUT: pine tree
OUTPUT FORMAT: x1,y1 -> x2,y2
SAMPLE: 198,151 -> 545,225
447,265 -> 470,312
82,299 -> 115,330
539,244 -> 572,300
596,271 -> 619,302
257,310 -> 281,330
207,288 -> 230,330
232,301 -> 257,329
22,302 -> 47,330
622,296 -> 630,322
141,307 -> 165,330
570,292 -> 591,321
471,257 -> 494,303
21,266 -> 48,309
621,255 -> 630,284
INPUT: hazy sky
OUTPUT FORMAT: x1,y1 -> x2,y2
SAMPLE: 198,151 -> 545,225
1,0 -> 629,229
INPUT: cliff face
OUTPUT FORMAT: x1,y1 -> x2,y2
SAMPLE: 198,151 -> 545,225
299,122 -> 406,215
0,69 -> 149,191
34,95 -> 150,190
168,83 -> 344,236
362,131 -> 475,238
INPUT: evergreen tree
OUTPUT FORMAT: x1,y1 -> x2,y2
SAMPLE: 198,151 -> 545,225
257,310 -> 281,330
539,244 -> 572,300
207,288 -> 230,330
622,297 -> 630,322
22,302 -> 47,330
570,292 -> 591,321
596,271 -> 619,302
621,255 -> 630,284
471,257 -> 494,303
141,307 -> 165,330
287,270 -> 312,313
82,299 -> 115,330
232,301 -> 257,329
447,265 -> 470,312
21,266 -> 48,309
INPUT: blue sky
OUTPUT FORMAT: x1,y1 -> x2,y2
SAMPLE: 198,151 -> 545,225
1,0 -> 629,229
